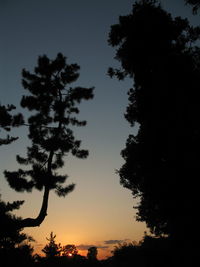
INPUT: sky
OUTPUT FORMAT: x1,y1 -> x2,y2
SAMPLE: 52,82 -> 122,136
0,0 -> 199,260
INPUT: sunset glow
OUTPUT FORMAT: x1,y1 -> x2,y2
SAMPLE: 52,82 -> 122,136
0,2 -> 148,261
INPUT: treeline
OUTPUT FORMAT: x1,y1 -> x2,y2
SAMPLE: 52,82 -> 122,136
0,197 -> 185,267
0,228 -> 195,267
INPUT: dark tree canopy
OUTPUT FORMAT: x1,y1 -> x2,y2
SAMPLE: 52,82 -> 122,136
108,0 -> 200,245
62,244 -> 78,257
87,246 -> 98,261
0,195 -> 34,251
0,201 -> 34,267
4,53 -> 94,229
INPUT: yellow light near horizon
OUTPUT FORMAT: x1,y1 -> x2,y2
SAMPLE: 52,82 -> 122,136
68,253 -> 73,257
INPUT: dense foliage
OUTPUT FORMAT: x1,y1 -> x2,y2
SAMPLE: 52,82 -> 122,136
108,0 -> 200,249
0,196 -> 34,267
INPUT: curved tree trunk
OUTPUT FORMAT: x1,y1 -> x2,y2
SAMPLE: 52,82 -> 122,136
16,185 -> 50,229
16,125 -> 60,230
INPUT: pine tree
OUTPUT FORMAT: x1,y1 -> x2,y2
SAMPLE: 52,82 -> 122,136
0,195 -> 34,267
4,53 -> 94,229
0,195 -> 30,249
42,232 -> 62,258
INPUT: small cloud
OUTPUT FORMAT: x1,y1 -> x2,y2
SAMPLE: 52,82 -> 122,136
104,239 -> 130,245
77,244 -> 109,250
104,240 -> 123,245
77,244 -> 95,250
97,245 -> 109,249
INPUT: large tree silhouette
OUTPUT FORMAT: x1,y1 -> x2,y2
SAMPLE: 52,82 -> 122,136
108,0 -> 200,248
4,53 -> 94,229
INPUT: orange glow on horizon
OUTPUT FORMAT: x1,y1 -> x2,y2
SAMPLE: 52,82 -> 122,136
33,245 -> 111,260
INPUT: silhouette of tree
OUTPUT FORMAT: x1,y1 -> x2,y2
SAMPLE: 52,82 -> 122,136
0,104 -> 34,266
112,241 -> 143,267
185,0 -> 200,13
4,53 -> 94,229
0,195 -> 34,266
0,104 -> 23,145
62,244 -> 78,257
108,0 -> 200,250
87,246 -> 98,261
0,195 -> 33,249
42,232 -> 62,258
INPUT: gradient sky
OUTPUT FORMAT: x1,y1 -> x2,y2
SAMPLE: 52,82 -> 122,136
0,0 -> 199,259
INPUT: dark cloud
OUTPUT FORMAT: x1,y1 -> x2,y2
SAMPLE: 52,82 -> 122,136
104,239 -> 129,245
97,245 -> 109,249
77,244 -> 109,250
104,240 -> 122,245
76,244 -> 95,250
